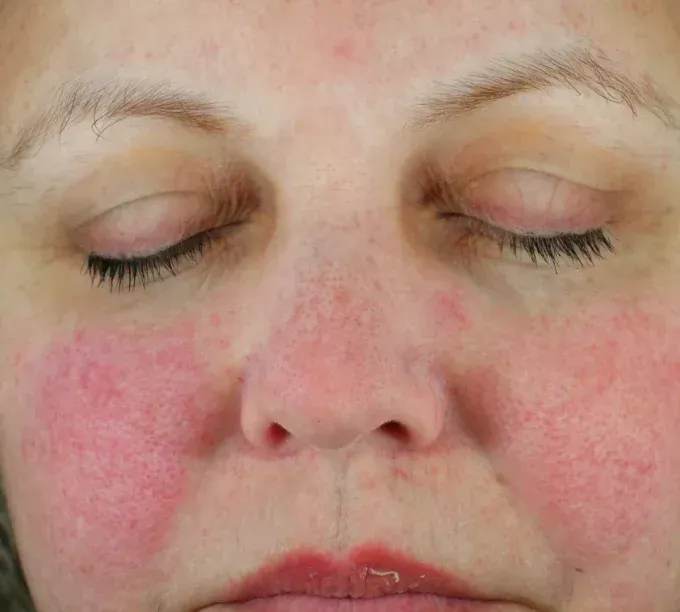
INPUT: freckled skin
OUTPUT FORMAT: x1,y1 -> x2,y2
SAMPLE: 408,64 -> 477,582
1,1 -> 680,612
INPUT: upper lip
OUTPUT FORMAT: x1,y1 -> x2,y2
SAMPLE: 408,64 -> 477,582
217,544 -> 492,603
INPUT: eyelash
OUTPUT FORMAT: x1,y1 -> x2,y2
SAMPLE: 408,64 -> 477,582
87,216 -> 614,295
437,212 -> 616,271
497,227 -> 615,270
85,229 -> 220,292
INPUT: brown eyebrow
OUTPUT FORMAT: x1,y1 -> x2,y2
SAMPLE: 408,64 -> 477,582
0,77 -> 247,170
408,45 -> 679,130
1,45 -> 677,171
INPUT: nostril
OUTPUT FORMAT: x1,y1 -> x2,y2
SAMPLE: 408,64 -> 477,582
380,420 -> 410,443
265,423 -> 289,447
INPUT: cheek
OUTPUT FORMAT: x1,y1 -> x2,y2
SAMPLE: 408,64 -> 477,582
442,296 -> 680,563
13,320 -> 223,583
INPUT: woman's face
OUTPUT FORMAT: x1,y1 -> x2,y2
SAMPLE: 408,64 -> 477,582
1,1 -> 680,610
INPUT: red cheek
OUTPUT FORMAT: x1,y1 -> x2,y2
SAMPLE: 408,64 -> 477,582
17,320 -> 220,582
451,300 -> 680,563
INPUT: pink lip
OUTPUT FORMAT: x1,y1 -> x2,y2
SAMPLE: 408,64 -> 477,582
216,544 -> 492,604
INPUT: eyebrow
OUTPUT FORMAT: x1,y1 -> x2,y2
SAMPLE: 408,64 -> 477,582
1,44 -> 677,170
0,77 -> 244,170
409,45 -> 679,130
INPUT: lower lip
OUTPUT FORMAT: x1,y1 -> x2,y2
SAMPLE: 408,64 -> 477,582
211,595 -> 524,611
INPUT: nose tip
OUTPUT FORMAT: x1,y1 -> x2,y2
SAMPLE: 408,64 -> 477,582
240,355 -> 447,454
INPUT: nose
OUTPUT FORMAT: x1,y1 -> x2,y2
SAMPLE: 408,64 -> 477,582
240,281 -> 447,453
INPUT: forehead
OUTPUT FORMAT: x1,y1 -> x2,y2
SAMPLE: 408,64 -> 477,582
0,0 -> 675,168
2,1 -> 666,87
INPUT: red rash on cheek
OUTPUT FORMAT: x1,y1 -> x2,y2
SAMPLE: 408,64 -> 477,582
18,321 -> 221,582
439,296 -> 680,563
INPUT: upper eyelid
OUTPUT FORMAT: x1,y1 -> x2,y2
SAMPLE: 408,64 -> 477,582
75,159 -> 608,259
421,164 -> 616,233
73,166 -> 260,252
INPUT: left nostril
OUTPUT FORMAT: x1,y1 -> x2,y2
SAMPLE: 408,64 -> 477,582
265,423 -> 289,448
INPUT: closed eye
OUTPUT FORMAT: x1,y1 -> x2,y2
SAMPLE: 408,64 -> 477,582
84,228 -> 222,292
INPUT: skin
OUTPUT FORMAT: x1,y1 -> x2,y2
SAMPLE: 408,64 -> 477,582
1,0 -> 680,610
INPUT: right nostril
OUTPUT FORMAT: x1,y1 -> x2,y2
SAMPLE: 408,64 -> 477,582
381,420 -> 410,443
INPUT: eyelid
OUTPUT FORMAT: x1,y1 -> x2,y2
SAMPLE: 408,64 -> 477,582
458,168 -> 611,234
76,171 -> 259,258
73,161 -> 260,252
75,191 -> 212,257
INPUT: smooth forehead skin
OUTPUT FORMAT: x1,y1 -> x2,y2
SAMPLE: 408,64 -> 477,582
2,1 -> 680,611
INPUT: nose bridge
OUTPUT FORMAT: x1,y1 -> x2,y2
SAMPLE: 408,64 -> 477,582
266,200 -> 396,376
264,256 -> 391,413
